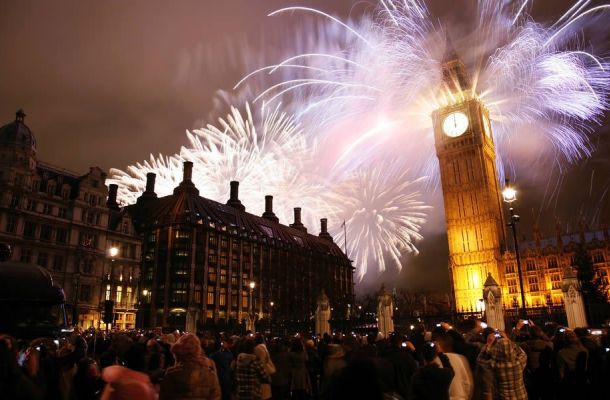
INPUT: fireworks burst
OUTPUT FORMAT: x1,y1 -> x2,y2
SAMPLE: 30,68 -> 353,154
244,0 -> 609,182
109,0 -> 609,280
328,160 -> 430,280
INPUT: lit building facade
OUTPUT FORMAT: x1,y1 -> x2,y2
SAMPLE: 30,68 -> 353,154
502,226 -> 610,308
0,110 -> 141,329
130,162 -> 354,332
432,46 -> 506,312
433,47 -> 610,313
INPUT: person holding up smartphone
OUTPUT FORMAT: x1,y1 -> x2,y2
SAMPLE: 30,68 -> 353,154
477,330 -> 527,400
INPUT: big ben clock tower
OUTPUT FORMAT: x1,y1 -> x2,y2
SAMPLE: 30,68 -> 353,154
432,43 -> 506,312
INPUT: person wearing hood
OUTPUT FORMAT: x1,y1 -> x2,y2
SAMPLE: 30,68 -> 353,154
160,333 -> 221,400
235,338 -> 270,400
477,331 -> 527,400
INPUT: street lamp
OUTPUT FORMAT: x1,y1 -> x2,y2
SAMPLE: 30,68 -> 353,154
502,179 -> 527,319
72,272 -> 80,327
248,281 -> 255,331
269,301 -> 274,334
109,246 -> 119,258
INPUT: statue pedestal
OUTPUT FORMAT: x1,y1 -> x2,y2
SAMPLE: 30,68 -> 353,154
377,285 -> 394,338
562,267 -> 588,328
483,273 -> 505,331
315,291 -> 331,336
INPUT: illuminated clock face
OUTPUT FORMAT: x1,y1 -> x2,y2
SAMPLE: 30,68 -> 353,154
483,115 -> 492,138
442,111 -> 469,137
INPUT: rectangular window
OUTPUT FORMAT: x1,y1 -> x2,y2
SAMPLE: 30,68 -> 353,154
23,221 -> 37,239
220,269 -> 227,284
219,288 -> 227,306
37,252 -> 48,268
79,284 -> 91,302
593,253 -> 605,264
116,286 -> 123,304
10,193 -> 21,208
53,255 -> 65,271
526,259 -> 536,271
56,228 -> 69,244
105,284 -> 112,301
175,230 -> 190,239
62,188 -> 70,200
507,278 -> 517,294
207,286 -> 215,305
551,274 -> 561,290
505,263 -> 515,274
5,216 -> 17,234
42,204 -> 52,215
220,253 -> 228,267
26,199 -> 37,212
40,225 -> 52,241
528,277 -> 539,292
548,258 -> 558,268
58,208 -> 67,219
82,259 -> 94,274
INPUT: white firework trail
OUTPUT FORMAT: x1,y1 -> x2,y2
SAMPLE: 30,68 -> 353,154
328,159 -> 430,280
109,104 -> 335,230
243,0 -> 609,183
108,154 -> 184,206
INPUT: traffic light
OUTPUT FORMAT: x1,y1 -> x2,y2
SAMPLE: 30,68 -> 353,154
103,300 -> 114,324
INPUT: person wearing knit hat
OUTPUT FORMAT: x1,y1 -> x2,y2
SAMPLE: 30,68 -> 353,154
159,333 -> 221,400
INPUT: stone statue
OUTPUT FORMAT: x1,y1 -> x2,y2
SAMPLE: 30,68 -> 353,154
377,284 -> 394,338
315,290 -> 331,336
482,273 -> 505,331
561,266 -> 588,328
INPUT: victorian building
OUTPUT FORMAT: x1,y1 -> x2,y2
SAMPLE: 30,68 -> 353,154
129,162 -> 354,332
0,110 -> 141,329
501,225 -> 610,309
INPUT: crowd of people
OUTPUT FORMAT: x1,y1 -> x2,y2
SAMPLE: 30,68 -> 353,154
1,319 -> 609,400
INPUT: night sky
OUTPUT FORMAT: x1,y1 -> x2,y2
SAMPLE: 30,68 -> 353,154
1,1 -> 608,292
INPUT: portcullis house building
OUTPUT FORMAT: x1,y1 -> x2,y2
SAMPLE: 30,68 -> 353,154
129,161 -> 355,332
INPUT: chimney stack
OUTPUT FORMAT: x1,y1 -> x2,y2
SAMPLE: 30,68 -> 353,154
318,218 -> 333,242
173,161 -> 199,195
137,173 -> 158,203
183,161 -> 193,182
262,195 -> 279,223
289,207 -> 307,233
145,173 -> 156,193
226,181 -> 245,212
107,184 -> 119,210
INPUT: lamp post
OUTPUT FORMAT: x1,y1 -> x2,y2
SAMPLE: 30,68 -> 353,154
270,301 -> 274,334
106,246 -> 119,330
502,180 -> 527,319
72,272 -> 80,327
249,281 -> 255,331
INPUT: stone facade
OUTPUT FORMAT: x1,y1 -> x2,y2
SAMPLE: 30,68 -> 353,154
0,110 -> 141,329
501,226 -> 610,309
432,47 -> 506,312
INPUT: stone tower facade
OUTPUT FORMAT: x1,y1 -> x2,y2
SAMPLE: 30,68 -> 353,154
432,47 -> 506,312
